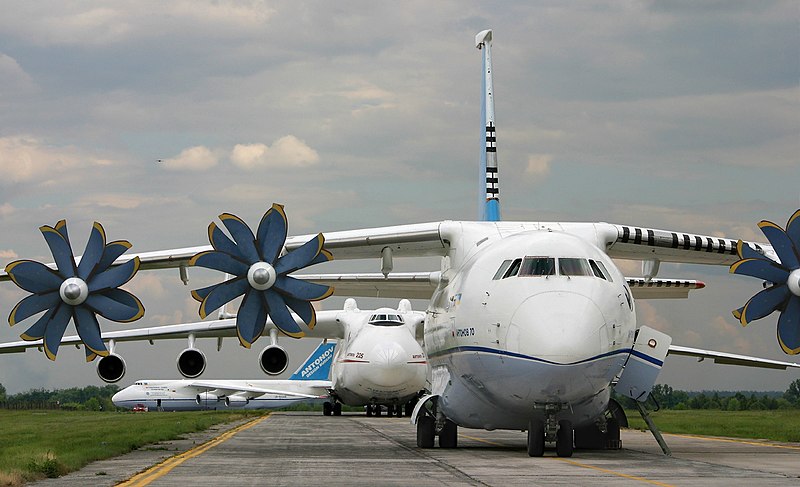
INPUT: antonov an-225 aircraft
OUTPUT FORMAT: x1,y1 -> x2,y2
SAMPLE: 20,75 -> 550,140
2,29 -> 800,458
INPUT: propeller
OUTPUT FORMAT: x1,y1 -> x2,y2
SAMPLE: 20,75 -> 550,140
730,209 -> 800,355
5,220 -> 144,361
189,204 -> 333,347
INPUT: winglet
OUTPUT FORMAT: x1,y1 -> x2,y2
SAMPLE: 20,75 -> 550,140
477,29 -> 500,222
289,340 -> 336,380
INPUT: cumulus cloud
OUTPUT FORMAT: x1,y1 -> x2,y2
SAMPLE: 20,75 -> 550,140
525,154 -> 552,178
160,146 -> 218,171
0,249 -> 18,260
230,136 -> 320,169
0,136 -> 104,184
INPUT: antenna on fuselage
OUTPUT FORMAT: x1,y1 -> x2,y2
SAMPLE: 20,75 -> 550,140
476,29 -> 500,222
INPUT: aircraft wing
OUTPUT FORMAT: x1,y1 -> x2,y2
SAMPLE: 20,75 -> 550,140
185,381 -> 328,399
626,278 -> 704,299
297,272 -> 440,299
0,310 -> 345,355
668,344 -> 800,370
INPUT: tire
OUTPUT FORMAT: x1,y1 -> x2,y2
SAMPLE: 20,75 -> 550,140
333,402 -> 342,416
439,419 -> 458,448
366,405 -> 373,417
417,416 -> 435,448
527,419 -> 545,457
556,420 -> 574,457
323,401 -> 332,416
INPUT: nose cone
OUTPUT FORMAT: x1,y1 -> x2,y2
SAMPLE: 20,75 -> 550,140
112,389 -> 127,406
508,292 -> 607,362
363,341 -> 415,388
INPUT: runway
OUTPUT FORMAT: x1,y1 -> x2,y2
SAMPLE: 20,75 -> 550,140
32,412 -> 800,486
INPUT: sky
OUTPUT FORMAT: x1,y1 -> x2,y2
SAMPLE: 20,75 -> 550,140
0,1 -> 798,395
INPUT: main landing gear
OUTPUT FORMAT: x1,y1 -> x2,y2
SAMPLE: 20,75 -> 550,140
322,401 -> 342,416
415,397 -> 457,449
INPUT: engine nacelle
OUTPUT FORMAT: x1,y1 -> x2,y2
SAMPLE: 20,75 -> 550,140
177,348 -> 206,378
259,344 -> 289,375
225,396 -> 249,407
96,353 -> 126,383
196,393 -> 220,405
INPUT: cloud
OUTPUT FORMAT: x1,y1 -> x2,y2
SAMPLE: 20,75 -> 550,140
525,154 -> 552,178
0,249 -> 18,260
230,136 -> 320,170
0,136 -> 106,184
160,146 -> 218,171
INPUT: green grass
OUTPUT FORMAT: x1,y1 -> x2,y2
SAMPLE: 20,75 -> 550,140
625,409 -> 800,443
0,409 -> 263,485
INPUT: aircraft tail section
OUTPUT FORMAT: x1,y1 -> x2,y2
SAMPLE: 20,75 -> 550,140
289,340 -> 336,381
477,29 -> 501,222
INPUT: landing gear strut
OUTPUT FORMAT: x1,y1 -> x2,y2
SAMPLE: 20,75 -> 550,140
527,404 -> 573,457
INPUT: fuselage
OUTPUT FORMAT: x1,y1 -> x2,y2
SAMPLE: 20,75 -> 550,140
425,223 -> 636,430
331,305 -> 428,407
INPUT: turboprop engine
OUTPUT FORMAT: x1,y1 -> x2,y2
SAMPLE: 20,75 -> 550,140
96,353 -> 126,383
259,344 -> 288,375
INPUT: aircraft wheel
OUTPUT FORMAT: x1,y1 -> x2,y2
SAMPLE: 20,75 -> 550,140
404,402 -> 413,417
366,405 -> 373,417
417,415 -> 435,448
387,405 -> 395,416
606,418 -> 621,449
333,402 -> 342,416
375,405 -> 382,417
323,401 -> 332,416
527,419 -> 545,457
396,406 -> 404,418
556,420 -> 574,457
439,419 -> 458,448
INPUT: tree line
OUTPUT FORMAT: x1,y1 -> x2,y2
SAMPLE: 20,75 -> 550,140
0,383 -> 120,411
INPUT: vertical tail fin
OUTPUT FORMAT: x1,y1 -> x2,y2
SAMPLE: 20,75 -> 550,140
289,340 -> 336,381
476,29 -> 501,222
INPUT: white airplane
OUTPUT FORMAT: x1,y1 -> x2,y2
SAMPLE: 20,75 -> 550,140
112,340 -> 336,411
2,29 -> 799,458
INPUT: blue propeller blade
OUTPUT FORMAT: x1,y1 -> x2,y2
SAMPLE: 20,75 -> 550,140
20,307 -> 56,341
73,305 -> 108,356
263,290 -> 304,337
220,213 -> 260,263
191,283 -> 216,302
85,291 -> 145,323
236,289 -> 267,348
5,260 -> 63,293
77,222 -> 106,280
96,241 -> 132,271
786,210 -> 800,250
208,222 -> 245,260
283,295 -> 316,328
275,275 -> 333,301
87,257 -> 140,292
9,291 -> 60,325
777,297 -> 800,355
730,258 -> 789,284
41,225 -> 76,278
199,277 -> 249,319
190,251 -> 249,276
54,220 -> 69,243
275,233 -> 325,274
739,285 -> 791,325
42,303 -> 72,360
256,204 -> 288,264
759,221 -> 800,270
736,240 -> 763,260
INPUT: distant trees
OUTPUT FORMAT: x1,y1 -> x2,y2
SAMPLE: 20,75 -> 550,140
0,382 -> 6,402
614,381 -> 800,410
1,384 -> 120,410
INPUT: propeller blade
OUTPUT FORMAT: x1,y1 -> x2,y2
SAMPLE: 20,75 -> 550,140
96,240 -> 132,271
777,297 -> 800,355
199,277 -> 249,319
283,295 -> 316,329
77,222 -> 107,280
730,258 -> 789,284
191,283 -> 215,303
256,204 -> 288,264
190,251 -> 249,276
275,275 -> 333,301
73,306 -> 108,356
274,233 -> 325,275
208,222 -> 245,260
42,303 -> 72,361
235,289 -> 267,348
739,285 -> 791,326
220,213 -> 259,263
5,260 -> 64,293
9,291 -> 60,326
759,221 -> 799,270
736,240 -> 763,260
786,209 -> 800,250
308,249 -> 334,267
87,257 -> 140,293
263,290 -> 304,337
85,290 -> 145,323
41,225 -> 76,278
20,307 -> 56,341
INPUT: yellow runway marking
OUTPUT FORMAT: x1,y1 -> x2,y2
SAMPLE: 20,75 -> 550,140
118,414 -> 270,487
664,432 -> 800,451
461,434 -> 675,486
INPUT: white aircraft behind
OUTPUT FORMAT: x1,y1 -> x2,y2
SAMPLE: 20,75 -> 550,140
1,29 -> 799,459
112,340 -> 336,411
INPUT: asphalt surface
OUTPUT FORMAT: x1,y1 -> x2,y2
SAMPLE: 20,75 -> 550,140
29,412 -> 800,486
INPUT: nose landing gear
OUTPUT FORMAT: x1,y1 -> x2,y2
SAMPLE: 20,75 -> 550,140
527,403 -> 573,457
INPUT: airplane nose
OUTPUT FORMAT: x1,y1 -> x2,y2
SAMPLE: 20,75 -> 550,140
508,292 -> 607,362
363,341 -> 414,388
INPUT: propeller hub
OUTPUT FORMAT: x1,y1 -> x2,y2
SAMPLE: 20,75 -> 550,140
247,262 -> 277,290
789,268 -> 800,297
60,277 -> 89,305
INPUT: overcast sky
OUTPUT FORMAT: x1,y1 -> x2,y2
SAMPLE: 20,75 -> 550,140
1,1 -> 798,394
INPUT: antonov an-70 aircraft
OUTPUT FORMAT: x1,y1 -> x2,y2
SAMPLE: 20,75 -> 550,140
2,29 -> 799,458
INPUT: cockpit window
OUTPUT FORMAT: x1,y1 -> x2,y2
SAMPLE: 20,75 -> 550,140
519,257 -> 555,276
593,260 -> 613,282
559,258 -> 593,276
493,259 -> 513,280
502,258 -> 522,279
589,260 -> 608,281
368,313 -> 404,326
